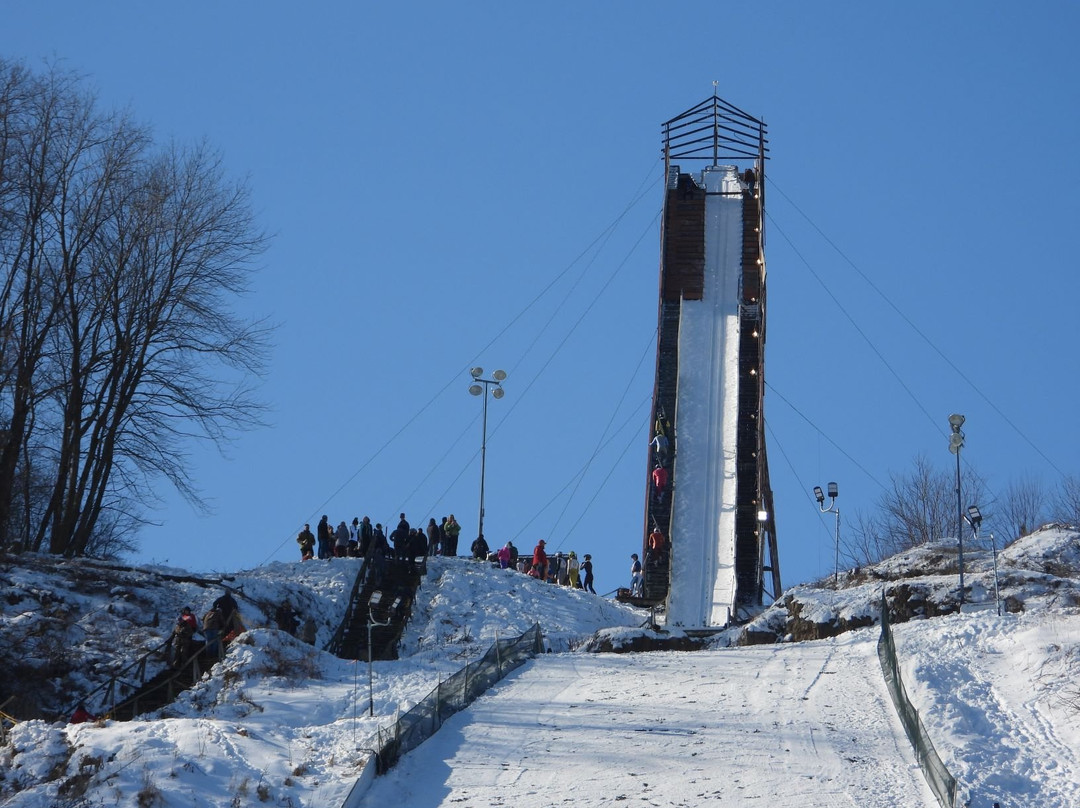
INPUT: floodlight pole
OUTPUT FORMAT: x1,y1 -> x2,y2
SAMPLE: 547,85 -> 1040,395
948,414 -> 966,605
468,368 -> 506,544
814,483 -> 840,589
989,532 -> 1001,617
964,505 -> 998,616
367,593 -> 396,717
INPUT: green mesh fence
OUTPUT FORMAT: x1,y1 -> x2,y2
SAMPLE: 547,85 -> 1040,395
878,600 -> 960,808
368,623 -> 544,775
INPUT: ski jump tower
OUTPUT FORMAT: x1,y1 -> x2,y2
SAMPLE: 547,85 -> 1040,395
642,94 -> 781,628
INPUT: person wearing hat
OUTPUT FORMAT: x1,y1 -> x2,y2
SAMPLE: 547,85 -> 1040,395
567,551 -> 581,588
630,554 -> 644,597
581,553 -> 595,593
170,606 -> 198,668
532,539 -> 548,581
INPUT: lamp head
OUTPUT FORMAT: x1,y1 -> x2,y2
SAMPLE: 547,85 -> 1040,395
469,384 -> 483,396
813,486 -> 824,504
948,413 -> 966,430
967,505 -> 982,526
368,591 -> 383,606
470,367 -> 483,379
492,369 -> 507,381
827,482 -> 838,500
492,387 -> 505,399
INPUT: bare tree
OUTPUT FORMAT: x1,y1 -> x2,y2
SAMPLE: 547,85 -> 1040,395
0,59 -> 270,557
1051,474 -> 1080,529
998,475 -> 1048,542
844,454 -> 990,567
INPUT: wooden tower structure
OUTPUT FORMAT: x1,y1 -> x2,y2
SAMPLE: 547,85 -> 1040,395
641,93 -> 781,618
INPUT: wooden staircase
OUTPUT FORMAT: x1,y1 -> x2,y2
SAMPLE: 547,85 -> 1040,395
326,558 -> 424,662
107,640 -> 223,721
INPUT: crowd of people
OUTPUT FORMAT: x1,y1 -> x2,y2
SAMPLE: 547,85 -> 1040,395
464,537 -> 598,593
294,511 -> 604,594
296,512 -> 465,564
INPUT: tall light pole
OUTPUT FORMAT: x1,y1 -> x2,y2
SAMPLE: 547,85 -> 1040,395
965,505 -> 1000,616
468,367 -> 506,545
366,591 -> 401,717
948,414 -> 966,605
814,482 -> 840,589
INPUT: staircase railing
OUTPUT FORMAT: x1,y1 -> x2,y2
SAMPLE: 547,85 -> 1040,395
324,545 -> 375,656
60,635 -> 172,721
105,639 -> 225,721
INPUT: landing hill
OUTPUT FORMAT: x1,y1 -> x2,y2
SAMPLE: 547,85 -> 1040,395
0,526 -> 1077,806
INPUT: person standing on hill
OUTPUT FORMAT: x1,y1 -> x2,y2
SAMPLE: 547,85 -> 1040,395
427,518 -> 441,556
390,523 -> 408,561
358,516 -> 374,556
567,551 -> 581,588
348,517 -> 361,556
407,529 -> 427,571
334,521 -> 350,558
371,524 -> 389,583
471,534 -> 490,561
580,554 -> 596,593
630,554 -> 644,596
317,515 -> 332,559
443,515 -> 461,556
297,524 -> 315,561
531,539 -> 548,581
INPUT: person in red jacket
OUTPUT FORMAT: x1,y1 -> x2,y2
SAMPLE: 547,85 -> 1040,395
170,607 -> 198,668
652,464 -> 668,503
531,540 -> 548,581
70,703 -> 96,724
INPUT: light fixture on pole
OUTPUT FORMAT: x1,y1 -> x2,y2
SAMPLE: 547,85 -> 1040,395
468,367 -> 506,545
814,482 -> 841,589
948,413 -> 966,605
366,591 -> 401,717
964,505 -> 1000,616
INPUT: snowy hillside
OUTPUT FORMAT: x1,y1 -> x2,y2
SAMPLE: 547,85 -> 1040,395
1,529 -> 1079,806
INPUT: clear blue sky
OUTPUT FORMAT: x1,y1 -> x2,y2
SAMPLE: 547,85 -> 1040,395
5,2 -> 1078,593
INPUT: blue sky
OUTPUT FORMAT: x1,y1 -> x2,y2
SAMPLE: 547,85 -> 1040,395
5,2 -> 1078,593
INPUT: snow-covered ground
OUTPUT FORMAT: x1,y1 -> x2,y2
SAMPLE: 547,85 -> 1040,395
1,528 -> 1079,807
366,636 -> 939,807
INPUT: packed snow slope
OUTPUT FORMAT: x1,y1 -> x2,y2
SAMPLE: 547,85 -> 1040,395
1,527 -> 1079,807
666,165 -> 743,629
366,638 -> 939,807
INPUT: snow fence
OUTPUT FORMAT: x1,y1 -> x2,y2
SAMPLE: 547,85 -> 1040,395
878,599 -> 961,808
368,622 -> 544,776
